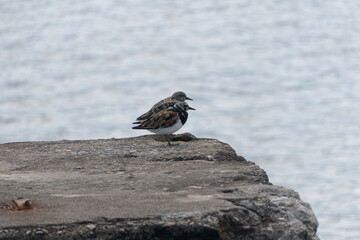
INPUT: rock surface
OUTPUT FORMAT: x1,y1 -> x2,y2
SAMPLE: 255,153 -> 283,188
0,134 -> 319,239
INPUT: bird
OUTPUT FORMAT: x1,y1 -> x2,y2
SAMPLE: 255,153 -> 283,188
133,91 -> 192,124
132,102 -> 195,144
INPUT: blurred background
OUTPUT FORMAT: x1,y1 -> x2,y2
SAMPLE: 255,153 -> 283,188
1,1 -> 360,239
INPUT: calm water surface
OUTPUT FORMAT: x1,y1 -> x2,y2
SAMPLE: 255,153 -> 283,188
1,1 -> 360,239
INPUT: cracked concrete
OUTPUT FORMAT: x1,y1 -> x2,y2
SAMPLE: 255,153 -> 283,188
0,134 -> 318,239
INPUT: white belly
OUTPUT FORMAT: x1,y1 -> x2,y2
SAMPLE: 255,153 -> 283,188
149,119 -> 184,134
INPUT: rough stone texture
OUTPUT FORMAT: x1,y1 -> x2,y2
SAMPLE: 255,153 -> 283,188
0,134 -> 319,239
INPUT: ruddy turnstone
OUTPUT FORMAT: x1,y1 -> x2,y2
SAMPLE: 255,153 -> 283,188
134,91 -> 192,123
132,102 -> 195,144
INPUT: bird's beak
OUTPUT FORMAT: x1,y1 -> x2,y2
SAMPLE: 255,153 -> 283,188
188,106 -> 196,110
186,97 -> 193,101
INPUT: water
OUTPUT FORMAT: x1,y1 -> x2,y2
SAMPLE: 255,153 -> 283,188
1,1 -> 360,239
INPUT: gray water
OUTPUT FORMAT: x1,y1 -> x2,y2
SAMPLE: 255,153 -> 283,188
1,1 -> 360,239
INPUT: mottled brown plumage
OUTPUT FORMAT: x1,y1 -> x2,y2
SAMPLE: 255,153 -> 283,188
132,102 -> 195,134
134,91 -> 192,123
135,110 -> 179,129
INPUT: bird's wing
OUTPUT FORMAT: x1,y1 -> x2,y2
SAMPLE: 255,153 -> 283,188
136,99 -> 179,121
136,110 -> 178,129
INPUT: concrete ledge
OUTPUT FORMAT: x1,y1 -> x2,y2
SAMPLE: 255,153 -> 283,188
0,134 -> 318,239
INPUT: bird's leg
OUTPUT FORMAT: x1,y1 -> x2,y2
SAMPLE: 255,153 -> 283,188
166,134 -> 172,145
